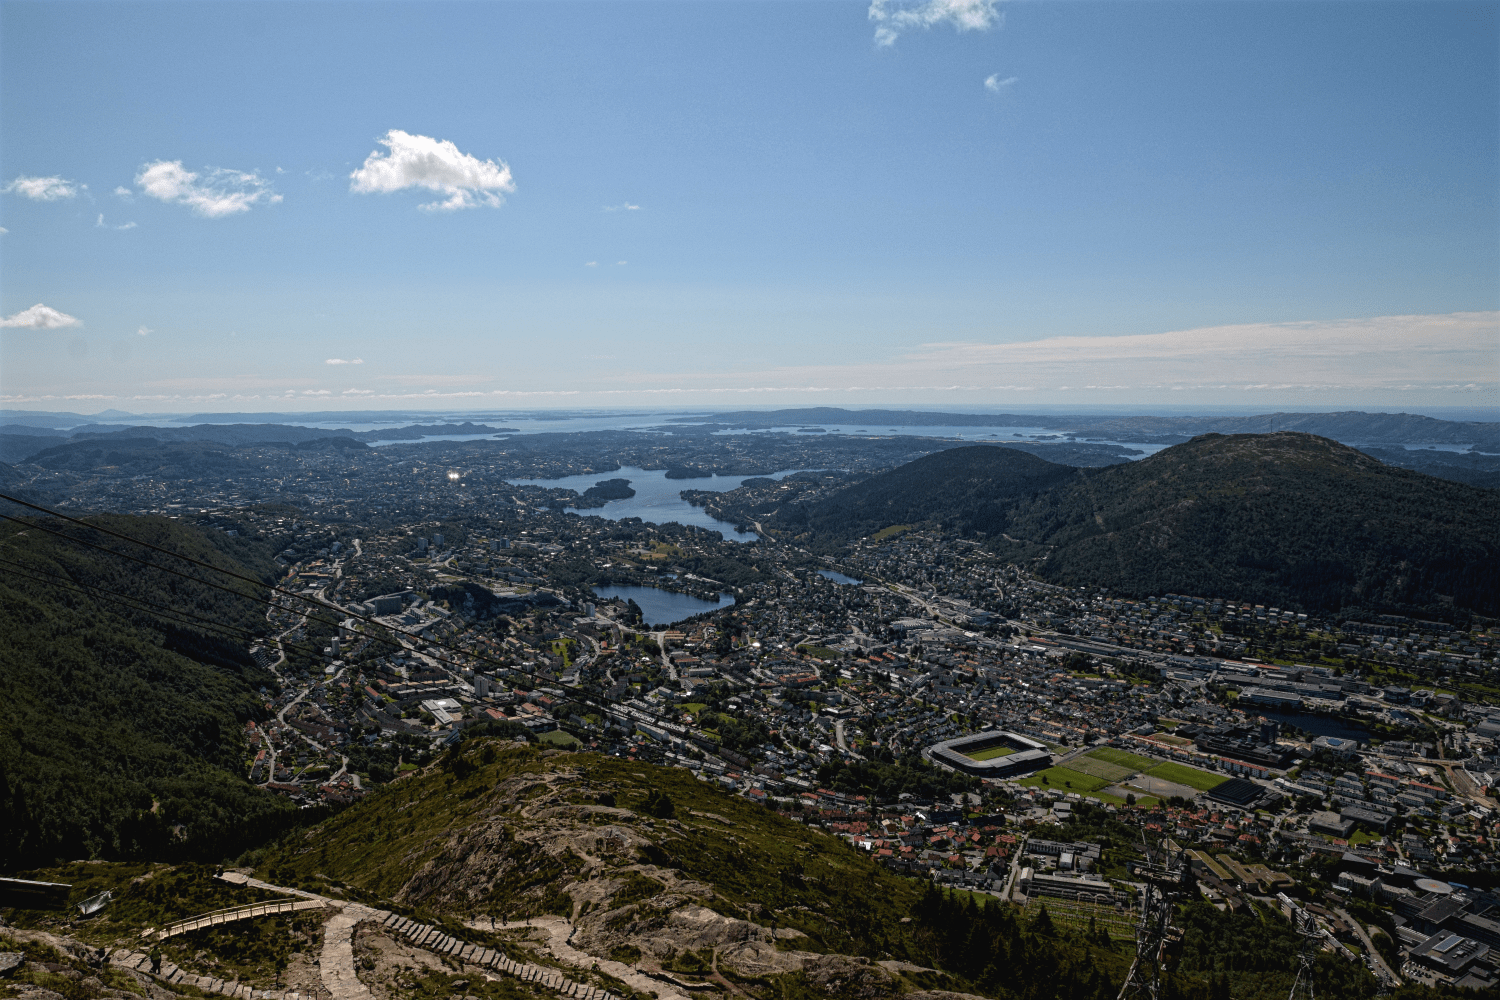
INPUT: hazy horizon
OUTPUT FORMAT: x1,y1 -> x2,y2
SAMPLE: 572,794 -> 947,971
4,402 -> 1498,426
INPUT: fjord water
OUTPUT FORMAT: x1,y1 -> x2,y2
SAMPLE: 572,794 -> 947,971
591,584 -> 736,627
506,467 -> 820,542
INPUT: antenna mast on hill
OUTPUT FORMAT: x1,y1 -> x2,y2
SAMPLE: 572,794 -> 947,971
1116,831 -> 1186,1000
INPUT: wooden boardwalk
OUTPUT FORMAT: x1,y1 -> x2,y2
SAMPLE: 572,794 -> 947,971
114,874 -> 620,1000
156,899 -> 327,939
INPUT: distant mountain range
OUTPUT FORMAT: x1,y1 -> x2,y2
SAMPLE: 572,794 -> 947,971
0,422 -> 515,466
677,407 -> 1500,448
3,408 -> 1497,487
778,434 -> 1500,616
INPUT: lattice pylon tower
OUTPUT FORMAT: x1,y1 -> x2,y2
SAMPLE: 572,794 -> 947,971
1116,880 -> 1171,1000
1288,909 -> 1320,1000
1116,829 -> 1189,1000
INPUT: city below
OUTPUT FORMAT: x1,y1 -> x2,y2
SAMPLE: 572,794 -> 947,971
2,405 -> 1498,997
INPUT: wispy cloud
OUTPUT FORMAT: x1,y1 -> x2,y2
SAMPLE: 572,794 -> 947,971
114,186 -> 133,200
0,303 -> 83,329
343,388 -> 374,395
137,326 -> 152,337
868,0 -> 1001,47
96,214 -> 137,230
136,161 -> 281,218
4,175 -> 83,201
984,73 -> 1018,92
672,312 -> 1499,398
604,202 -> 641,212
585,261 -> 598,267
326,357 -> 364,365
349,130 -> 515,211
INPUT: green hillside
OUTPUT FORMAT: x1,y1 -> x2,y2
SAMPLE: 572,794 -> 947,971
1008,432 -> 1500,614
781,433 -> 1498,615
0,513 -> 295,868
255,740 -> 1134,999
778,445 -> 1077,540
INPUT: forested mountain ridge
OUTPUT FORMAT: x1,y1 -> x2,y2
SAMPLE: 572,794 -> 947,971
1012,433 -> 1500,614
780,433 -> 1500,615
775,445 -> 1077,539
0,513 -> 294,867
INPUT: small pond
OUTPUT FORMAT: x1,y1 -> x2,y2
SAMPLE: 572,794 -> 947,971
817,570 -> 864,585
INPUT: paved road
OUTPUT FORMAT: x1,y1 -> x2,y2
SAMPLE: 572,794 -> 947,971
1334,905 -> 1401,985
652,630 -> 678,683
1002,835 -> 1027,902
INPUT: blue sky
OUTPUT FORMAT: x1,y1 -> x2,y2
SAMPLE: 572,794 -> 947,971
1,0 -> 1496,413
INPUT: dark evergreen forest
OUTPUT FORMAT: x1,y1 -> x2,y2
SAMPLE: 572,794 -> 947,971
0,514 -> 297,868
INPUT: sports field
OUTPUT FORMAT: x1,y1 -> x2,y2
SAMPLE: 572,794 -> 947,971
1062,756 -> 1136,782
963,745 -> 1017,761
1085,747 -> 1157,771
1018,766 -> 1112,793
1143,761 -> 1227,791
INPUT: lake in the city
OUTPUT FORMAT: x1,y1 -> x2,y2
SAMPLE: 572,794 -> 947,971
818,570 -> 863,585
591,584 -> 736,627
506,466 -> 823,542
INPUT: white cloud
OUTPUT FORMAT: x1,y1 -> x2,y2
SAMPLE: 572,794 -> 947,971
326,358 -> 363,365
0,227 -> 7,235
604,203 -> 641,212
137,326 -> 152,337
585,261 -> 598,267
349,129 -> 515,211
95,214 -> 137,231
868,0 -> 1001,47
114,186 -> 133,200
303,389 -> 332,395
135,160 -> 282,218
343,388 -> 374,395
3,175 -> 82,201
984,73 -> 1018,92
616,260 -> 627,266
0,303 -> 83,329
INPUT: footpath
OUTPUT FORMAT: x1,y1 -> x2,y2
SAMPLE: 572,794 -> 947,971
98,874 -> 621,1000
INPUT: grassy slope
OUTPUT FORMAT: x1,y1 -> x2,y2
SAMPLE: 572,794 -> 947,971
0,514 -> 293,868
257,744 -> 925,952
254,742 -> 1146,1000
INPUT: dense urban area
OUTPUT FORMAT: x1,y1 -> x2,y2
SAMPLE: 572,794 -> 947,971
4,410 -> 1500,994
